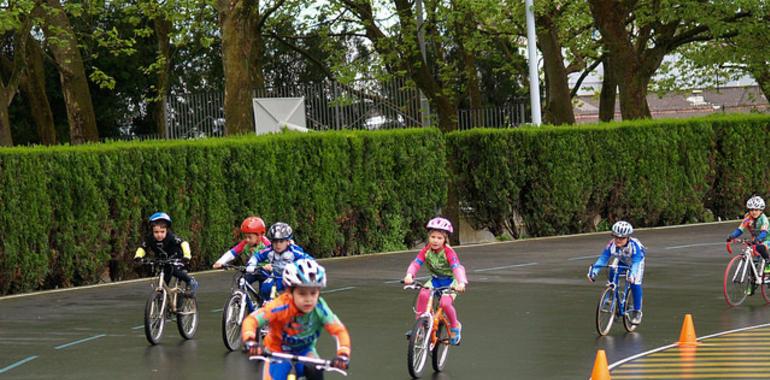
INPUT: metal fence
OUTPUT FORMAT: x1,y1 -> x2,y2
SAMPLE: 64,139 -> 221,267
164,79 -> 528,138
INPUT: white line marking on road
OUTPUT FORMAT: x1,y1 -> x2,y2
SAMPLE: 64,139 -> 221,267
568,255 -> 596,261
474,262 -> 538,272
54,334 -> 107,350
665,242 -> 724,250
131,325 -> 144,330
324,286 -> 356,294
0,355 -> 38,374
211,308 -> 224,313
608,322 -> 770,371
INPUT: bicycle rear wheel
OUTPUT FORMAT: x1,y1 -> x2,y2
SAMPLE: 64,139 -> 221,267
144,291 -> 165,345
622,286 -> 638,332
176,294 -> 199,339
431,320 -> 450,372
222,293 -> 244,351
595,287 -> 616,336
407,316 -> 431,378
723,255 -> 749,306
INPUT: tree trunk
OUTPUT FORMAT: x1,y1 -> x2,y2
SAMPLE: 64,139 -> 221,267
44,0 -> 99,144
536,14 -> 575,125
598,55 -> 617,122
753,67 -> 770,103
0,91 -> 12,146
22,39 -> 56,145
588,0 -> 652,120
151,16 -> 172,138
218,0 -> 259,135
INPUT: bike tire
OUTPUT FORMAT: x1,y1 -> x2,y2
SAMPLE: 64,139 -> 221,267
595,287 -> 616,336
176,294 -> 199,339
761,273 -> 770,304
407,317 -> 431,378
144,291 -> 165,345
431,320 -> 450,372
222,293 -> 244,351
622,286 -> 638,332
723,255 -> 749,307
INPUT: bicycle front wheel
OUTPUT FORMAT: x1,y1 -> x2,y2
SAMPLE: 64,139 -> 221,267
176,294 -> 199,339
431,320 -> 450,372
407,317 -> 431,378
622,286 -> 638,332
144,291 -> 165,345
724,255 -> 749,307
761,273 -> 770,304
222,293 -> 244,351
596,287 -> 616,336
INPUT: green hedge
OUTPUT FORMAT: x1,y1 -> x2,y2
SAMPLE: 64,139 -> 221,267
448,114 -> 770,238
0,128 -> 446,295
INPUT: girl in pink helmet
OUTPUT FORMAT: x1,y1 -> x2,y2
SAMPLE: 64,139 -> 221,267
402,217 -> 468,345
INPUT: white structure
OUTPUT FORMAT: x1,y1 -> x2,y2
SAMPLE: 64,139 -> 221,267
252,97 -> 309,135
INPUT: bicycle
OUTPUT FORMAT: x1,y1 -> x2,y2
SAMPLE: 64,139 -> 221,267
590,258 -> 639,336
403,281 -> 455,379
142,257 -> 199,345
248,346 -> 348,380
724,238 -> 770,306
221,264 -> 276,351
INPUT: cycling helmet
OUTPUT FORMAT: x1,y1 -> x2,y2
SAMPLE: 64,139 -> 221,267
241,216 -> 266,234
149,212 -> 172,227
426,217 -> 453,234
747,196 -> 766,211
611,220 -> 633,238
267,222 -> 293,241
283,259 -> 326,288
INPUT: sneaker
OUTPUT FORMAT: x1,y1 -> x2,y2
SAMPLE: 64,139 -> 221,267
630,310 -> 643,325
746,284 -> 756,296
405,330 -> 412,340
764,263 -> 770,274
188,278 -> 199,295
450,323 -> 462,345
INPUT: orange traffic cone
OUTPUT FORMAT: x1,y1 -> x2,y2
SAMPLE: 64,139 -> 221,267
590,349 -> 611,380
678,314 -> 698,347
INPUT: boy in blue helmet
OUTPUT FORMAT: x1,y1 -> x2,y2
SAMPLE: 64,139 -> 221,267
134,212 -> 199,294
587,220 -> 646,325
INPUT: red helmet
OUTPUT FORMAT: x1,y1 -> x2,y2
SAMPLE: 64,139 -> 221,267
240,216 -> 266,234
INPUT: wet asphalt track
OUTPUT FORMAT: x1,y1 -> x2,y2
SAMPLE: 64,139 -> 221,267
3,220 -> 770,380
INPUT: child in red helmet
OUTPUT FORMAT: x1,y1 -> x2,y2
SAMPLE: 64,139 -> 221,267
403,217 -> 467,345
213,216 -> 271,309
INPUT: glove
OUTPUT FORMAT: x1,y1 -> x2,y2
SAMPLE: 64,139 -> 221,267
133,257 -> 143,265
726,236 -> 733,242
587,266 -> 598,281
182,257 -> 191,268
331,354 -> 350,370
243,340 -> 261,356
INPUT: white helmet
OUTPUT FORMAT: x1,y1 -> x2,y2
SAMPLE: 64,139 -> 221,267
612,221 -> 634,238
747,196 -> 766,211
426,217 -> 453,234
283,259 -> 326,288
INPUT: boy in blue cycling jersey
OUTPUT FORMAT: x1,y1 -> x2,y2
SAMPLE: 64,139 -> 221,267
247,222 -> 308,302
587,220 -> 646,325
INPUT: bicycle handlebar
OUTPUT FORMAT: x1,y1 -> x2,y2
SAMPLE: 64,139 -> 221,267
248,351 -> 348,376
401,280 -> 456,295
727,238 -> 759,255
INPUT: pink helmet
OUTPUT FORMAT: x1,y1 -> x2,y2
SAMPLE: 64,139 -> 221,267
426,217 -> 453,234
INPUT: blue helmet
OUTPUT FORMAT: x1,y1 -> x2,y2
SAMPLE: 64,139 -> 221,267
149,212 -> 172,227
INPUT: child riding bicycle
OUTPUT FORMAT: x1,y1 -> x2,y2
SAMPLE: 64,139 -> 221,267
587,220 -> 645,325
247,222 -> 309,302
213,216 -> 271,310
242,259 -> 351,380
402,217 -> 467,345
727,196 -> 770,278
134,212 -> 199,294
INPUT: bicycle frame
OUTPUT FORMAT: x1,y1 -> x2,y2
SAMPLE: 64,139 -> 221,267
407,283 -> 454,350
605,261 -> 633,319
149,260 -> 188,316
727,240 -> 765,286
